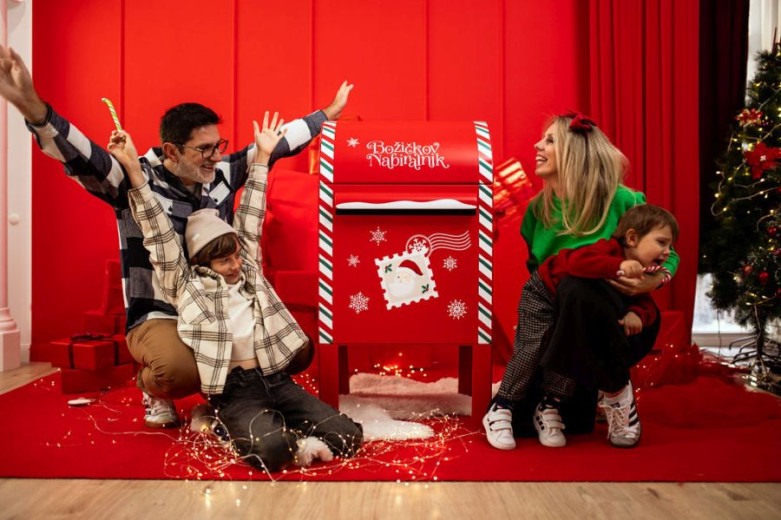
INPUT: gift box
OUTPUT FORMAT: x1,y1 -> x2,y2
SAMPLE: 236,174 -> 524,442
60,363 -> 135,394
111,334 -> 134,365
72,339 -> 115,372
83,310 -> 122,335
47,339 -> 75,369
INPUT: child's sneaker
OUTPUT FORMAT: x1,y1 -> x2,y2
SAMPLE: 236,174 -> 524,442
533,396 -> 566,447
599,381 -> 641,448
482,403 -> 516,450
294,436 -> 334,467
142,392 -> 179,428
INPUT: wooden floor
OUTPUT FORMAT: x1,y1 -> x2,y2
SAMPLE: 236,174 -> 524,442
2,363 -> 780,520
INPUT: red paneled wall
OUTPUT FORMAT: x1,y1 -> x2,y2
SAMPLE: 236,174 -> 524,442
30,0 -> 588,350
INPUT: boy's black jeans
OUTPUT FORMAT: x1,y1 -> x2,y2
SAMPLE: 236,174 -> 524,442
209,368 -> 363,472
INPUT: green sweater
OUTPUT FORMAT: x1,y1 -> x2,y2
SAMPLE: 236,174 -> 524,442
521,185 -> 680,276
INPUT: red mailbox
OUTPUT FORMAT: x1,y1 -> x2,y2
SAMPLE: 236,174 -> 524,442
317,121 -> 493,420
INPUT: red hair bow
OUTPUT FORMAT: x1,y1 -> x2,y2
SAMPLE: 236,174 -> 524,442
562,111 -> 597,133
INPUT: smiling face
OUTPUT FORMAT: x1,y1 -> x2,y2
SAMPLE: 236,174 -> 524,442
624,225 -> 674,268
208,246 -> 243,285
170,124 -> 223,185
533,124 -> 559,180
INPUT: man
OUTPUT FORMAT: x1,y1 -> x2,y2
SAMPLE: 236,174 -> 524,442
0,45 -> 352,427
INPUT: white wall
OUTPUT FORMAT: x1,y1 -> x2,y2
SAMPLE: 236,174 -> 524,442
7,0 -> 32,362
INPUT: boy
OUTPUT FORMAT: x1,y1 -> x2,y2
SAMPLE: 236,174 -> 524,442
108,113 -> 362,472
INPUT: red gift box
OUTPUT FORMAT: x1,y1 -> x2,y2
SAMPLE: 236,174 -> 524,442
84,310 -> 121,335
60,363 -> 135,394
111,334 -> 134,365
47,338 -> 75,369
72,340 -> 115,372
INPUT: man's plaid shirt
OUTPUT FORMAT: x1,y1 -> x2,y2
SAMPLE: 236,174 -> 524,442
128,165 -> 307,394
27,105 -> 326,333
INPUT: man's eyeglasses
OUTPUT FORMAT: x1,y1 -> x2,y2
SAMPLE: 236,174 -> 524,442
177,139 -> 229,159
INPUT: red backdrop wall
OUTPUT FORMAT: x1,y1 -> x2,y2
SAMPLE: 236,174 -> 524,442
30,0 -> 688,354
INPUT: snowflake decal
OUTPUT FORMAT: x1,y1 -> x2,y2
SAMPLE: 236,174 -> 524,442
349,292 -> 370,314
347,254 -> 360,267
443,256 -> 458,271
447,299 -> 467,320
369,227 -> 387,245
409,238 -> 430,256
347,137 -> 360,147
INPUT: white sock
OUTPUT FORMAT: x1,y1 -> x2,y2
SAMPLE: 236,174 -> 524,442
294,436 -> 334,467
604,381 -> 633,404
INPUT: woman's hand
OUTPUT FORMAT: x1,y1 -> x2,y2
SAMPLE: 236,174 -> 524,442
608,272 -> 663,296
619,311 -> 642,336
107,130 -> 145,187
253,111 -> 287,165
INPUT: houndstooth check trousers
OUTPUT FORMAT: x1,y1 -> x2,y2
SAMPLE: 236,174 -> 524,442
495,272 -> 576,406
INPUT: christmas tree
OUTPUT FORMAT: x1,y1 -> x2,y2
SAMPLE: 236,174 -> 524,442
700,45 -> 781,342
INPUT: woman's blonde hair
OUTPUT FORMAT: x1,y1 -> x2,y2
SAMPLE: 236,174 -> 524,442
533,114 -> 628,236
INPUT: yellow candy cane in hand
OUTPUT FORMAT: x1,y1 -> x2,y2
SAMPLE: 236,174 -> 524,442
101,97 -> 122,131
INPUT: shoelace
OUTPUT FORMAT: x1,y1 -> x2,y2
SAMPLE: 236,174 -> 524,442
600,401 -> 639,440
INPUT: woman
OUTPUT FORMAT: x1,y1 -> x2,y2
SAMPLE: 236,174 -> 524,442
482,112 -> 679,450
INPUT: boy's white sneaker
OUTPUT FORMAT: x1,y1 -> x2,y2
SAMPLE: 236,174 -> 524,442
142,392 -> 179,429
533,398 -> 566,447
482,403 -> 516,450
294,436 -> 334,467
600,382 -> 641,448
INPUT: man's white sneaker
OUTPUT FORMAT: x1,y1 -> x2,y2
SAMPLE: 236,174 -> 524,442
294,436 -> 334,467
482,403 -> 516,450
142,392 -> 179,429
600,382 -> 641,448
533,398 -> 566,447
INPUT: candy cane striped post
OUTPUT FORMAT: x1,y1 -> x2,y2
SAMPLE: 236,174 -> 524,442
474,121 -> 493,344
318,121 -> 337,344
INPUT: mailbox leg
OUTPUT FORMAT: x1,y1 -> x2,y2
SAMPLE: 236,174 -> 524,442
457,345 -> 472,395
338,345 -> 350,394
318,343 -> 340,410
471,343 -> 493,427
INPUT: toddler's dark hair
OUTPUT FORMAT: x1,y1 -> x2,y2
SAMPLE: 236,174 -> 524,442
612,204 -> 679,245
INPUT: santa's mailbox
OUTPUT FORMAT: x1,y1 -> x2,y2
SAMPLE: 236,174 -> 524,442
317,121 -> 493,418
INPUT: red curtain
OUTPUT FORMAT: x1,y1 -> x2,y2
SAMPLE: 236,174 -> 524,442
588,0 -> 700,339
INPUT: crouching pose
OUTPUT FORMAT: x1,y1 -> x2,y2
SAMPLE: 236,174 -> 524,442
109,114 -> 362,471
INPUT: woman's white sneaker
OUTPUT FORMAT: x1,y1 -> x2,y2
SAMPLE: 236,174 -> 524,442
482,403 -> 516,450
533,398 -> 566,447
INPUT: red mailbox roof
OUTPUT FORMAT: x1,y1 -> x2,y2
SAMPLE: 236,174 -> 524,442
320,121 -> 492,185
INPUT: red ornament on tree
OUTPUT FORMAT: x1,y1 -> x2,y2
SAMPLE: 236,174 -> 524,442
743,142 -> 781,179
743,264 -> 754,275
736,108 -> 763,126
768,226 -> 779,238
759,271 -> 770,285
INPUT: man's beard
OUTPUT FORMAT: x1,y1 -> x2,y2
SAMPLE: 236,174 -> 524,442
173,155 -> 216,185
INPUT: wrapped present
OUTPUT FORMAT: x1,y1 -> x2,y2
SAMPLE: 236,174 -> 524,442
111,334 -> 134,365
60,363 -> 135,394
72,339 -> 115,372
493,157 -> 535,221
84,310 -> 122,335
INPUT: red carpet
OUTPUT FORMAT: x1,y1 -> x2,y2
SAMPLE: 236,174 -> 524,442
1,369 -> 779,482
